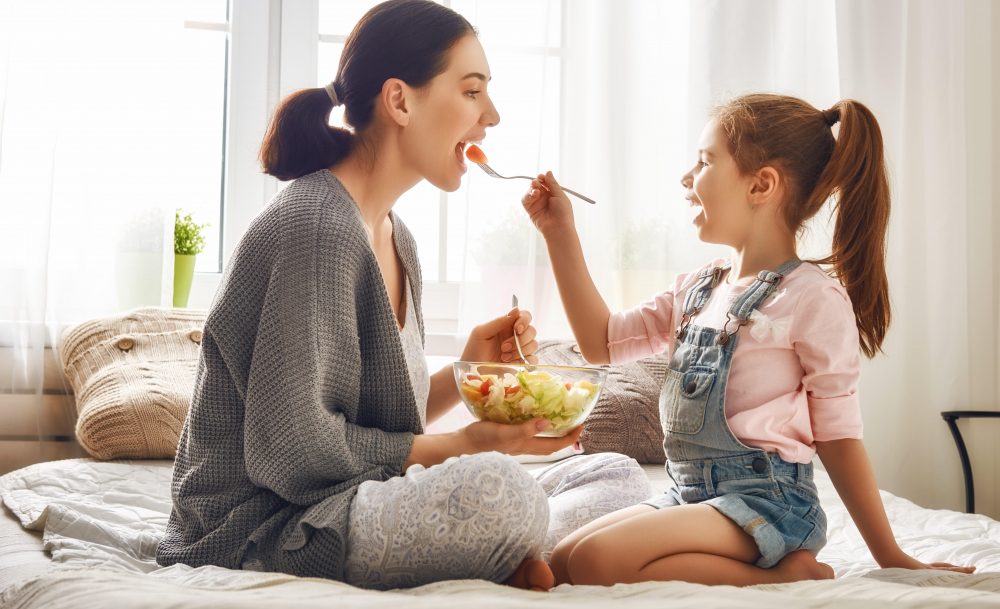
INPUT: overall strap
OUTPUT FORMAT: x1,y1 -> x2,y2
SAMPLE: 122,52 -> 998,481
676,261 -> 731,339
728,258 -> 803,321
717,258 -> 802,345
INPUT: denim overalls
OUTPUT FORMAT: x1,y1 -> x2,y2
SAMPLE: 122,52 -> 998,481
643,259 -> 827,568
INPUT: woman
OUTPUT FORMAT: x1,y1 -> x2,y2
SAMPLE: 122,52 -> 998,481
156,0 -> 649,591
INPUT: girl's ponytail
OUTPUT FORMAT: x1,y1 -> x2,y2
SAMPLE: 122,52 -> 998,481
807,100 -> 891,358
715,94 -> 891,358
259,87 -> 353,181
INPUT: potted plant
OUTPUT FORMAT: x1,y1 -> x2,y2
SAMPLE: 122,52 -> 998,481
173,210 -> 208,308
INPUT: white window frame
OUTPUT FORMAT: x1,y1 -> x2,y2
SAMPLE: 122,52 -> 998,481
187,0 -> 310,306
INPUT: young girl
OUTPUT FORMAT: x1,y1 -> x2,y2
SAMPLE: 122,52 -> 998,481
520,94 -> 976,586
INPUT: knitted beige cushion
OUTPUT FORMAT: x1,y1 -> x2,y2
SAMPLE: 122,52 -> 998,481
58,307 -> 207,460
535,340 -> 667,464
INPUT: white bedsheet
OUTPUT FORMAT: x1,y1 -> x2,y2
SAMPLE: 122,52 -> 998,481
1,458 -> 999,609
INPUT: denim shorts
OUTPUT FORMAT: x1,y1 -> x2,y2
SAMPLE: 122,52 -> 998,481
643,452 -> 827,568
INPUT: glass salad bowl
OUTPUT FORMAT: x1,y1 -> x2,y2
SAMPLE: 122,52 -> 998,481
453,361 -> 608,437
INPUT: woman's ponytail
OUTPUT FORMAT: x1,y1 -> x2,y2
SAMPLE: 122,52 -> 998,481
807,100 -> 891,358
259,87 -> 353,181
258,0 -> 475,182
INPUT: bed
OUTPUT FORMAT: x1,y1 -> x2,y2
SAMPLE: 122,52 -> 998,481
1,458 -> 999,609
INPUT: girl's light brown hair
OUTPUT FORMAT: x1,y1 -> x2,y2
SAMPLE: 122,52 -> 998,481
714,94 -> 890,358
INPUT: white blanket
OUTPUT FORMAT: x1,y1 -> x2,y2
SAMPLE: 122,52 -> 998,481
1,458 -> 999,609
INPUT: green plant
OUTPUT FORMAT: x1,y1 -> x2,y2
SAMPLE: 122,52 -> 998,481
174,210 -> 208,256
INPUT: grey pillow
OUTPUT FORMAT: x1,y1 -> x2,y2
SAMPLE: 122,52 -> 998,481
535,340 -> 667,464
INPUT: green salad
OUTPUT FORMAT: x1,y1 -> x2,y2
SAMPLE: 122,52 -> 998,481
459,369 -> 599,432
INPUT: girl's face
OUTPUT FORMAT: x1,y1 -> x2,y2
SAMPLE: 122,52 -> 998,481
680,120 -> 756,247
401,34 -> 500,192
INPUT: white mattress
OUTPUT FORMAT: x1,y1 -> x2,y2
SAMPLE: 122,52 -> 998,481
0,503 -> 50,591
1,458 -> 999,609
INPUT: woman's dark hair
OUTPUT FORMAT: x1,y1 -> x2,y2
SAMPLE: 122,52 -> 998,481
259,0 -> 475,180
714,94 -> 891,358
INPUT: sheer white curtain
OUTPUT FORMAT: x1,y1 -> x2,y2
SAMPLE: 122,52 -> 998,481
834,0 -> 998,516
449,1 -> 563,335
0,1 -> 214,454
457,0 -> 998,515
458,0 -> 842,338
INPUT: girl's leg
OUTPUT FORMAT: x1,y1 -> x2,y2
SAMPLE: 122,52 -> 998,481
343,452 -> 549,590
564,503 -> 833,586
530,453 -> 652,561
549,504 -> 656,585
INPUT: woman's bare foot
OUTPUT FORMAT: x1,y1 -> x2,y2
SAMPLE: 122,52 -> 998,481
773,550 -> 835,582
505,558 -> 556,591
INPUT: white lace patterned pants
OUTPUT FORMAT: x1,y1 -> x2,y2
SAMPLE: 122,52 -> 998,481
343,452 -> 650,590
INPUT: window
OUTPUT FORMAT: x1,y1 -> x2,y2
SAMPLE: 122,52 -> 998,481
185,0 -> 288,308
0,0 -> 236,319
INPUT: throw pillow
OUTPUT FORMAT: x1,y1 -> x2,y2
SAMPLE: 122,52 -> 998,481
535,341 -> 668,464
58,307 -> 206,459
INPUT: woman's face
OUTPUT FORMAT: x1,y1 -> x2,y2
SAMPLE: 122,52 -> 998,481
401,34 -> 500,192
680,120 -> 755,247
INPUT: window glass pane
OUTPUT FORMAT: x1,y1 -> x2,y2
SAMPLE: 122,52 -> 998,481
180,8 -> 228,273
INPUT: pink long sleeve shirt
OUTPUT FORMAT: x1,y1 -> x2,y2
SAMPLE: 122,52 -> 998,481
607,259 -> 863,463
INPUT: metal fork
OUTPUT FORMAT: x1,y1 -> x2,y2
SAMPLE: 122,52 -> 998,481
472,161 -> 597,205
510,294 -> 530,365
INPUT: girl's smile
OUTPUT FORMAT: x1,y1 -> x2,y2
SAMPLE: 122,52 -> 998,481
680,120 -> 757,247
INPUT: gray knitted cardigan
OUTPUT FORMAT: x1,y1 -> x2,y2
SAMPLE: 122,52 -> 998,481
156,170 -> 424,580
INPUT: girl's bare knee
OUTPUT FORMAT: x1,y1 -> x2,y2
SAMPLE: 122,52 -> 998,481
565,535 -> 625,586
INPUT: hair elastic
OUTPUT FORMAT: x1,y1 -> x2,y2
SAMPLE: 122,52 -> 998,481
325,82 -> 341,107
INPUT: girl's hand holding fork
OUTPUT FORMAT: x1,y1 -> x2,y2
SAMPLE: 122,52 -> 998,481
522,171 -> 577,240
